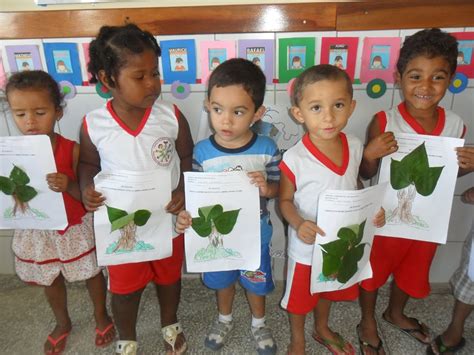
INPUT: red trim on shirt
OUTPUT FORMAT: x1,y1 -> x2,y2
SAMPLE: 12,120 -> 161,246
376,111 -> 387,133
106,100 -> 151,137
82,116 -> 88,134
16,246 -> 96,265
173,104 -> 181,121
461,125 -> 467,139
398,102 -> 445,136
279,161 -> 296,189
302,133 -> 349,176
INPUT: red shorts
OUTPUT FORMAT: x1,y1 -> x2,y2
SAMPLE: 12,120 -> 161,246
107,234 -> 184,294
360,235 -> 438,298
281,258 -> 359,315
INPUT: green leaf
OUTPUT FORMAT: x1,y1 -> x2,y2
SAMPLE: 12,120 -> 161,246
134,209 -> 151,226
322,253 -> 341,277
413,166 -> 444,196
320,239 -> 349,257
110,213 -> 135,232
337,244 -> 366,283
214,209 -> 241,235
198,204 -> 224,221
191,216 -> 212,237
337,227 -> 357,242
390,158 -> 412,190
106,205 -> 128,223
402,142 -> 429,175
15,185 -> 37,202
9,165 -> 30,186
0,176 -> 15,195
355,220 -> 366,245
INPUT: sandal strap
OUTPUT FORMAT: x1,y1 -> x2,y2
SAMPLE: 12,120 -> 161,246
116,340 -> 138,355
162,322 -> 183,351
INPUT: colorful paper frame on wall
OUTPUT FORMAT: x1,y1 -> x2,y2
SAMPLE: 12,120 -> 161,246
161,39 -> 197,84
199,40 -> 236,84
5,45 -> 44,73
359,37 -> 401,84
452,32 -> 474,78
81,42 -> 93,84
278,37 -> 315,83
43,43 -> 83,86
238,39 -> 274,84
0,54 -> 6,89
320,37 -> 359,81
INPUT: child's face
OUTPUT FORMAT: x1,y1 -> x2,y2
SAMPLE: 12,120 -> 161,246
105,49 -> 161,110
207,84 -> 264,149
291,79 -> 355,142
8,88 -> 62,138
397,55 -> 452,114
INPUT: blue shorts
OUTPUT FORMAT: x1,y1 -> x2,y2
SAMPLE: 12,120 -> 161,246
202,215 -> 274,295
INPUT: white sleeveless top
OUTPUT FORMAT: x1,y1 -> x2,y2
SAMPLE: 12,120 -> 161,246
377,102 -> 466,138
280,133 -> 363,264
84,100 -> 181,190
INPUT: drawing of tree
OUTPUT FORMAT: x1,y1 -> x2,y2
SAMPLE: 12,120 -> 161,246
0,165 -> 38,217
388,142 -> 443,225
320,219 -> 367,284
106,205 -> 152,252
191,204 -> 242,261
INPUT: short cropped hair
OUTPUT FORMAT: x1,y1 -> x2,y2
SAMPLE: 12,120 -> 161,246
291,64 -> 353,106
397,28 -> 458,76
207,58 -> 266,111
6,70 -> 63,109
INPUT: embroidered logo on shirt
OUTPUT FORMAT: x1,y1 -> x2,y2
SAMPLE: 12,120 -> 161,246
151,138 -> 174,166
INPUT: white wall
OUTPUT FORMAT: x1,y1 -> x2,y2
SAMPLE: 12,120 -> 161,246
1,28 -> 473,284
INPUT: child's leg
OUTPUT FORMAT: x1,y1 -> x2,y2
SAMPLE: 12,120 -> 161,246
44,274 -> 72,353
288,313 -> 306,354
314,299 -> 354,354
85,271 -> 115,345
246,291 -> 264,318
217,284 -> 236,315
358,287 -> 384,354
438,299 -> 473,346
111,288 -> 144,341
383,282 -> 429,343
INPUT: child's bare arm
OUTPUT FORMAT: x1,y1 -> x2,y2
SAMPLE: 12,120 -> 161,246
279,174 -> 325,244
166,110 -> 194,215
247,171 -> 279,198
46,143 -> 81,201
78,124 -> 104,211
360,116 -> 398,179
175,210 -> 192,233
456,146 -> 474,176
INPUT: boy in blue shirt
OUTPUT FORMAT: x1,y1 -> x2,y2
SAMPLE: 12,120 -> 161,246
176,58 -> 280,355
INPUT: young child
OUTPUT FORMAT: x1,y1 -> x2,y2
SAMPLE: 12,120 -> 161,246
79,24 -> 193,355
279,64 -> 385,355
175,58 -> 280,355
358,28 -> 474,355
427,186 -> 474,355
5,70 -> 114,354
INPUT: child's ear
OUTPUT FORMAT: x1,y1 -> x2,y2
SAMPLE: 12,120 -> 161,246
350,99 -> 356,116
56,107 -> 64,122
252,105 -> 266,123
291,106 -> 305,124
204,99 -> 211,113
98,70 -> 114,90
395,72 -> 402,86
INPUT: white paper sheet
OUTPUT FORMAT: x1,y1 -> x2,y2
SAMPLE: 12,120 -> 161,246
0,135 -> 67,230
377,133 -> 464,244
311,183 -> 387,293
184,171 -> 261,272
93,169 -> 173,266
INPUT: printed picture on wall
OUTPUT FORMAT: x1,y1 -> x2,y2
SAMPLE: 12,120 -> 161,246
14,52 -> 34,72
53,50 -> 73,74
329,44 -> 348,70
169,48 -> 189,72
208,48 -> 227,71
5,45 -> 44,73
457,40 -> 474,65
288,45 -> 306,70
369,45 -> 390,70
246,47 -> 266,70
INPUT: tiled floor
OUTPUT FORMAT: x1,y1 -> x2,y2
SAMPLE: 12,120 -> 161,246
0,274 -> 472,355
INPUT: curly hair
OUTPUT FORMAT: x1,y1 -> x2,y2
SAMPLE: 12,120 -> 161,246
6,70 -> 63,109
291,64 -> 353,107
207,58 -> 266,111
88,23 -> 161,87
397,28 -> 458,76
